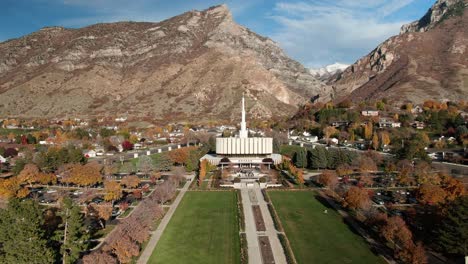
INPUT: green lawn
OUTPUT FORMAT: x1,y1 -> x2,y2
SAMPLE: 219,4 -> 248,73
269,191 -> 385,264
149,191 -> 240,264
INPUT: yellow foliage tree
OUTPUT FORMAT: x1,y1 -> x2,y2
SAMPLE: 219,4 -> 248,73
103,181 -> 122,201
364,122 -> 373,140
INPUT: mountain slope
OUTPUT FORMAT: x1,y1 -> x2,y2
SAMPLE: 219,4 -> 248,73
330,0 -> 468,104
0,5 -> 330,121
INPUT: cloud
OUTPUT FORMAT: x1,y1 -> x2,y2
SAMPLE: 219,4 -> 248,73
270,0 -> 415,68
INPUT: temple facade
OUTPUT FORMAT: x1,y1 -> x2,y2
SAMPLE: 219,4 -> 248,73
201,95 -> 282,168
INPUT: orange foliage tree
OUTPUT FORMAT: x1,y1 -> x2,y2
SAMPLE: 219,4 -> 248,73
168,147 -> 196,165
317,170 -> 338,189
62,162 -> 103,187
198,159 -> 208,186
417,184 -> 446,205
343,186 -> 371,210
120,175 -> 140,189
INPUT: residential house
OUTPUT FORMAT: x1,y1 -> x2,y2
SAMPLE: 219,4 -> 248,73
378,118 -> 401,128
361,110 -> 379,117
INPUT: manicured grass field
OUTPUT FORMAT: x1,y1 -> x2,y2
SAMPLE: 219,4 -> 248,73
149,191 -> 240,264
269,191 -> 385,264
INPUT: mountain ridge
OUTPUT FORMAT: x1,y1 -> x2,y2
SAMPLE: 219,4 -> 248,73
0,4 -> 330,121
330,0 -> 467,105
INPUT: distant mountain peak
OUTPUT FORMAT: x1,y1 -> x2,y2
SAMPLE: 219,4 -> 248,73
309,63 -> 349,81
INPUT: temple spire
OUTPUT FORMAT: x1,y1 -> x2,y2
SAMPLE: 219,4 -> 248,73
240,93 -> 248,138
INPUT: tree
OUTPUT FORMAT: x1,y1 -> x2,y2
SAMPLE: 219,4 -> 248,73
83,251 -> 117,264
61,162 -> 103,187
372,133 -> 379,150
152,153 -> 172,171
343,186 -> 371,210
137,155 -> 154,176
199,159 -> 208,186
364,122 -> 373,140
111,234 -> 140,263
103,181 -> 122,202
359,156 -> 377,174
323,126 -> 338,140
121,175 -> 140,188
293,148 -> 307,168
380,131 -> 391,147
317,170 -> 338,189
382,216 -> 413,248
87,203 -> 112,228
0,199 -> 55,263
309,146 -> 328,169
121,140 -> 134,151
336,164 -> 353,177
440,175 -> 465,201
417,184 -> 446,205
168,147 -> 194,165
17,163 -> 40,187
0,177 -> 29,199
436,196 -> 468,256
56,197 -> 89,264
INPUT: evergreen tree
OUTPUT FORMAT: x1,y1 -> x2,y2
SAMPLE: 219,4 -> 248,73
436,196 -> 468,256
293,148 -> 307,168
309,146 -> 328,169
0,199 -> 55,263
56,197 -> 89,264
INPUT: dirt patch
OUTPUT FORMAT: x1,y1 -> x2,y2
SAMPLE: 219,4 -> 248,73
252,205 -> 266,232
258,236 -> 275,264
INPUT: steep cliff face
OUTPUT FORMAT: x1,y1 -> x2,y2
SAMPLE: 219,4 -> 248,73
330,0 -> 467,105
0,5 -> 329,120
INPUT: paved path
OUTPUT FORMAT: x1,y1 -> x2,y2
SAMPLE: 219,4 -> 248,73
137,176 -> 194,264
241,183 -> 287,264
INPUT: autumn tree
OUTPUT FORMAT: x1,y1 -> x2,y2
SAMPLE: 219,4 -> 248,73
107,234 -> 139,263
61,162 -> 103,187
121,140 -> 134,151
56,197 -> 89,264
440,175 -> 465,201
103,181 -> 122,202
17,163 -> 40,187
168,147 -> 196,165
336,164 -> 353,177
417,184 -> 446,205
83,251 -> 117,264
121,175 -> 140,189
359,156 -> 377,174
364,122 -> 373,140
323,126 -> 338,140
343,186 -> 371,210
87,203 -> 113,228
199,159 -> 208,186
372,133 -> 379,150
380,131 -> 391,147
317,170 -> 338,189
0,177 -> 29,199
381,216 -> 413,248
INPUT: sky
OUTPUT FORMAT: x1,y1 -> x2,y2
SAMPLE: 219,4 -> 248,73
0,0 -> 435,68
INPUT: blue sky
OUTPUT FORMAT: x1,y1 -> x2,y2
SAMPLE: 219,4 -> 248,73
0,0 -> 435,67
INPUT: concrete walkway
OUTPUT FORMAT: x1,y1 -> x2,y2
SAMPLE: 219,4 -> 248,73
137,176 -> 194,264
241,183 -> 287,264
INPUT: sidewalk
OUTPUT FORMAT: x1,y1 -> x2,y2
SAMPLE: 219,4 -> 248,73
137,176 -> 194,264
241,183 -> 287,264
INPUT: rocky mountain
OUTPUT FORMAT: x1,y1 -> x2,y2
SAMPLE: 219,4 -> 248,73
309,63 -> 349,81
330,0 -> 468,105
0,5 -> 330,121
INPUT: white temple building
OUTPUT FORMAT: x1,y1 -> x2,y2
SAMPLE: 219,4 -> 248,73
201,94 -> 282,168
